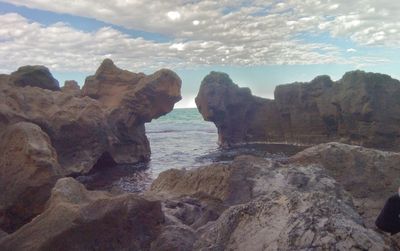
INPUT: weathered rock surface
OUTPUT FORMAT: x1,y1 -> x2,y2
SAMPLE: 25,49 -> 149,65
150,156 -> 394,250
61,80 -> 81,96
10,65 -> 60,91
289,142 -> 400,229
0,178 -> 164,251
0,122 -> 61,233
196,71 -> 400,150
82,59 -> 182,163
0,59 -> 181,174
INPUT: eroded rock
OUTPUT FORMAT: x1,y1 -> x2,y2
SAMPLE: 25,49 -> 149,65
289,142 -> 400,229
83,59 -> 182,163
10,65 -> 60,91
61,80 -> 81,96
196,71 -> 400,150
151,156 -> 394,250
0,178 -> 164,251
0,122 -> 61,233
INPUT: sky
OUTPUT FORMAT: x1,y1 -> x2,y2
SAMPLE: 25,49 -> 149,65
0,0 -> 399,108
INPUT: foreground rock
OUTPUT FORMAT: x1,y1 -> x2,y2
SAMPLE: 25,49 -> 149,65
150,156 -> 393,250
0,122 -> 61,233
0,178 -> 164,251
196,71 -> 400,150
289,142 -> 400,229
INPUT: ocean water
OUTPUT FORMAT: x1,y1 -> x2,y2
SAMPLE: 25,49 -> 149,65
79,108 -> 306,193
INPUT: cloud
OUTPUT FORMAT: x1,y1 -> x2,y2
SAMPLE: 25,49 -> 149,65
347,48 -> 357,53
0,0 -> 397,73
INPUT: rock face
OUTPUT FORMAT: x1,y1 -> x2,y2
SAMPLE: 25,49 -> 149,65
149,156 -> 393,250
289,142 -> 400,229
61,80 -> 81,96
196,71 -> 400,150
0,59 -> 181,174
0,178 -> 164,251
0,60 -> 181,233
82,59 -> 182,163
10,65 -> 60,91
0,122 -> 61,233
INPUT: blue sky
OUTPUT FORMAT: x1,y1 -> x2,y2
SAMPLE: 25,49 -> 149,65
0,0 -> 399,108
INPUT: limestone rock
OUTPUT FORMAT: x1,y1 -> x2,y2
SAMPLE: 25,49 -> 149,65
0,122 -> 61,233
195,72 -> 278,146
196,70 -> 400,150
289,142 -> 400,228
61,80 -> 81,96
83,59 -> 182,163
0,84 -> 109,175
0,178 -> 164,251
152,156 -> 393,250
10,65 -> 60,91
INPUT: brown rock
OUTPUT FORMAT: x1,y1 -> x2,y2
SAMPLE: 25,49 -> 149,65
196,70 -> 400,150
0,178 -> 164,251
152,156 -> 394,250
10,65 -> 60,91
0,84 -> 109,175
61,80 -> 81,96
83,59 -> 182,163
0,229 -> 6,239
0,122 -> 61,233
195,72 -> 278,146
289,142 -> 400,228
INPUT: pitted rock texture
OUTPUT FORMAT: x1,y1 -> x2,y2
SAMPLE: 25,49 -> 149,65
289,142 -> 400,229
83,59 -> 182,163
0,178 -> 164,251
149,155 -> 394,250
196,71 -> 400,150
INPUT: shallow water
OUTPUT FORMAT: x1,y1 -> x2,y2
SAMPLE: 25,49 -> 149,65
78,108 -> 306,193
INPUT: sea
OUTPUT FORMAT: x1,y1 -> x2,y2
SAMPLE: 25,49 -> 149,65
79,108 -> 306,193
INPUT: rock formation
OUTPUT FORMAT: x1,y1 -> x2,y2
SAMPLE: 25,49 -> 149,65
0,59 -> 181,174
82,59 -> 182,163
61,80 -> 81,96
0,60 -> 181,233
196,71 -> 400,150
149,155 -> 394,250
0,122 -> 61,233
0,178 -> 164,251
9,65 -> 60,91
289,142 -> 400,229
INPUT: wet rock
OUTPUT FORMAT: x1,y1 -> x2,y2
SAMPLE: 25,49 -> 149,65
0,178 -> 164,251
196,71 -> 400,150
10,65 -> 60,91
0,122 -> 61,233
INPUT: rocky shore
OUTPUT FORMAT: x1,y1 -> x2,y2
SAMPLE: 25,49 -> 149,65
1,66 -> 400,250
196,71 -> 400,150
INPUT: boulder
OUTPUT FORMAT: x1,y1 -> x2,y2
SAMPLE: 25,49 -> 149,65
151,156 -> 394,250
0,178 -> 164,251
196,71 -> 400,150
61,80 -> 81,96
10,65 -> 60,91
289,142 -> 400,228
82,59 -> 182,163
0,122 -> 61,233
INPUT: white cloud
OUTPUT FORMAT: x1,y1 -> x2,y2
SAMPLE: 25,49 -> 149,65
347,48 -> 357,53
0,0 -> 398,73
